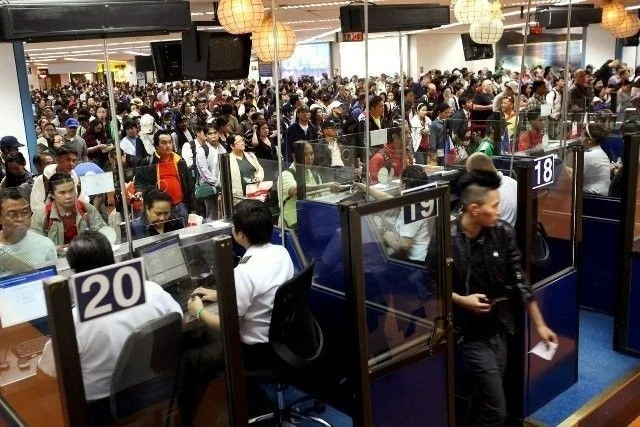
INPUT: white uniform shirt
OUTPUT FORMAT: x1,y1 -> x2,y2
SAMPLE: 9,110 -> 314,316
393,214 -> 432,262
38,281 -> 182,401
498,171 -> 518,227
583,145 -> 611,196
234,243 -> 294,345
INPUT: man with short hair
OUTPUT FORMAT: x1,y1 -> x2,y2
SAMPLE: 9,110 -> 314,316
135,130 -> 195,226
62,117 -> 88,162
284,105 -> 317,162
173,113 -> 196,168
472,80 -> 495,135
493,81 -> 519,113
0,188 -> 57,276
527,80 -> 548,112
547,77 -> 565,138
419,83 -> 439,118
568,69 -> 594,120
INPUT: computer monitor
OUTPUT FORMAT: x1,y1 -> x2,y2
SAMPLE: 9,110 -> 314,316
136,236 -> 189,288
0,266 -> 57,328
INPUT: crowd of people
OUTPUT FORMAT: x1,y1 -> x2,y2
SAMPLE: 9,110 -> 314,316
0,59 -> 633,274
2,57 -> 637,425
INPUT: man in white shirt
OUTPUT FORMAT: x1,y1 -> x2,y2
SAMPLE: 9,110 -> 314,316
0,188 -> 57,276
195,124 -> 226,221
38,231 -> 182,402
546,77 -> 565,139
466,152 -> 518,226
187,199 -> 294,344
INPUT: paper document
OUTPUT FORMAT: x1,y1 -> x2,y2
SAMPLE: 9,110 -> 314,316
80,171 -> 115,196
529,340 -> 559,361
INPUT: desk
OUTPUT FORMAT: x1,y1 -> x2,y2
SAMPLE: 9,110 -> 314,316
56,221 -> 232,274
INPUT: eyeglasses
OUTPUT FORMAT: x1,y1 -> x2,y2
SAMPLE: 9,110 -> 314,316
4,207 -> 32,220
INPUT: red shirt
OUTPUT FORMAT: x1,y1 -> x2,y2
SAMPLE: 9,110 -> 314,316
368,145 -> 403,184
61,213 -> 78,244
157,156 -> 183,205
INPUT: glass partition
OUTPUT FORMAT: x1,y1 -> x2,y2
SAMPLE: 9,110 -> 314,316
0,265 -> 67,426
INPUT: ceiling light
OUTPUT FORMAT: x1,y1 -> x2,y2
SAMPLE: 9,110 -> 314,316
281,0 -> 384,9
252,13 -> 297,62
286,18 -> 340,25
218,0 -> 265,35
300,27 -> 341,43
123,50 -> 151,56
63,58 -> 100,62
293,27 -> 333,32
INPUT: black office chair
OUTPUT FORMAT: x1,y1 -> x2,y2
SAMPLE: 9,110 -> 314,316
109,311 -> 182,421
247,261 -> 333,426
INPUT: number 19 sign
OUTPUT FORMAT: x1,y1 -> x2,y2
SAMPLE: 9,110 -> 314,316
533,154 -> 555,190
71,258 -> 146,323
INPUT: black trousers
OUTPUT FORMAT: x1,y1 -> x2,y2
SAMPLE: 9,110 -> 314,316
461,332 -> 508,427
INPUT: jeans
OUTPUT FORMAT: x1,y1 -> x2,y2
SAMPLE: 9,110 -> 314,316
462,332 -> 508,427
171,202 -> 188,227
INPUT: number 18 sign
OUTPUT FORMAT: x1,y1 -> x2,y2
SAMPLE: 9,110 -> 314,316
532,154 -> 555,190
71,258 -> 146,323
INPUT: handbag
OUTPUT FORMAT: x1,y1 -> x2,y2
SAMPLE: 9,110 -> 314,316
194,181 -> 217,199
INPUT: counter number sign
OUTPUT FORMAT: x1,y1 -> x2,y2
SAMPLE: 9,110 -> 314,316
404,198 -> 438,225
71,258 -> 146,323
533,154 -> 554,190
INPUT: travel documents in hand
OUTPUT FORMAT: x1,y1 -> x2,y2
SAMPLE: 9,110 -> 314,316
529,340 -> 559,361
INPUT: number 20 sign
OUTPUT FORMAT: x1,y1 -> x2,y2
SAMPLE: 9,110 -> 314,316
533,154 -> 555,190
71,258 -> 146,323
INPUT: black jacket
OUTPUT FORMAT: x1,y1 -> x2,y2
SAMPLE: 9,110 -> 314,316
134,153 -> 196,212
428,217 -> 534,335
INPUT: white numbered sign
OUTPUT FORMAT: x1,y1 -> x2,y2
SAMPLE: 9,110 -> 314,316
71,258 -> 146,322
404,198 -> 438,225
533,154 -> 555,190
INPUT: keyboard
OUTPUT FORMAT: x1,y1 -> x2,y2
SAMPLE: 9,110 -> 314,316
12,336 -> 49,359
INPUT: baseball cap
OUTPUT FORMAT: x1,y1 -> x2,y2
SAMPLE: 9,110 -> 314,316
0,136 -> 24,150
328,100 -> 343,111
321,118 -> 340,129
506,81 -> 519,93
65,117 -> 80,128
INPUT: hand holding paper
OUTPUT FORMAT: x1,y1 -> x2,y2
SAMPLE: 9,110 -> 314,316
530,341 -> 559,361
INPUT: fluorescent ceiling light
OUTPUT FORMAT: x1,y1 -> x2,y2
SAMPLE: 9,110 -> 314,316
123,50 -> 151,56
286,18 -> 340,25
282,0 -> 384,9
293,27 -> 333,32
300,27 -> 341,43
63,58 -> 100,62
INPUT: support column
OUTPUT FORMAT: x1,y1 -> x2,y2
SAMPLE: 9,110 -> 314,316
0,42 -> 37,169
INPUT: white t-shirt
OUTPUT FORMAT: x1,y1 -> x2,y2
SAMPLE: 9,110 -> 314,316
38,281 -> 182,401
498,171 -> 518,226
234,243 -> 294,345
583,145 -> 611,196
393,214 -> 432,262
0,230 -> 57,276
120,137 -> 137,156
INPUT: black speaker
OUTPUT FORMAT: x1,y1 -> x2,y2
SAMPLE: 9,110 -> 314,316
0,0 -> 191,42
535,5 -> 602,29
340,4 -> 450,33
460,34 -> 494,61
151,41 -> 183,83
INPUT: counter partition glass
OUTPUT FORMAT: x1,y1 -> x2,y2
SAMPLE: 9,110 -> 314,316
1,234 -> 246,426
340,184 -> 453,426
